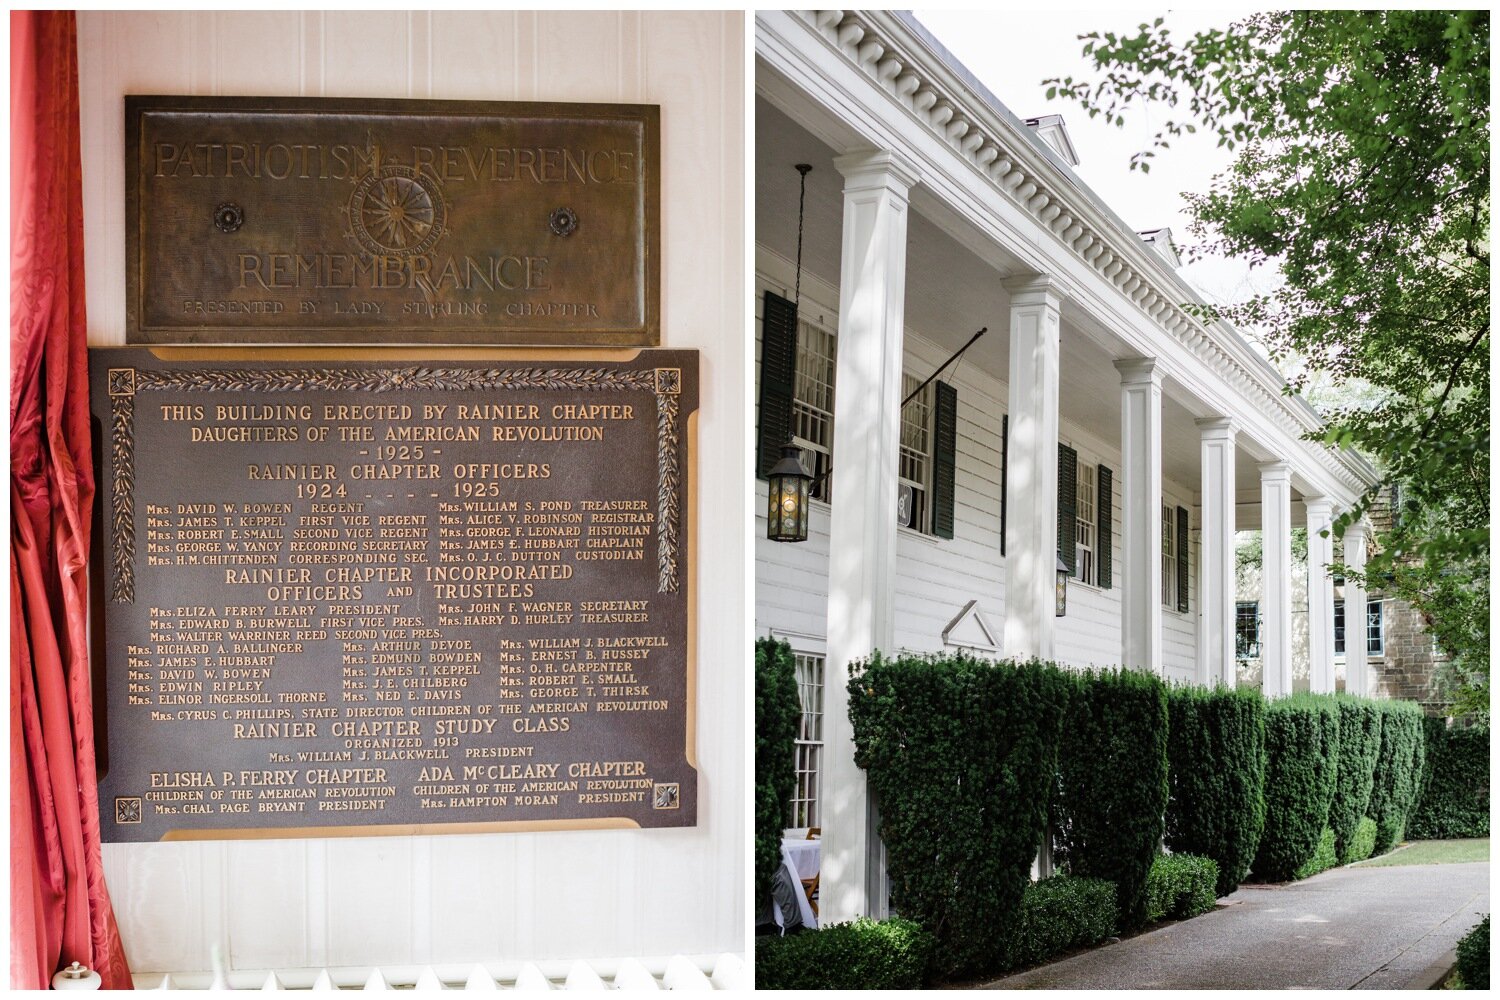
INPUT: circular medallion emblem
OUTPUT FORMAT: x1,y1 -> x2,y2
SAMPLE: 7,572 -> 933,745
347,165 -> 447,256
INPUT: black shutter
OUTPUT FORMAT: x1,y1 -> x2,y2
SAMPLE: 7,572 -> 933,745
1176,505 -> 1190,612
756,290 -> 799,480
1097,465 -> 1113,589
1000,414 -> 1008,556
1057,443 -> 1077,575
932,381 -> 958,540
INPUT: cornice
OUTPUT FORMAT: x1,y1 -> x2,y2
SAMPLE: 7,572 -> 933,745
781,10 -> 1377,499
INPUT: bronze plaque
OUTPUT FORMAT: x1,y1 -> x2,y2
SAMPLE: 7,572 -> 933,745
126,97 -> 659,346
92,347 -> 695,841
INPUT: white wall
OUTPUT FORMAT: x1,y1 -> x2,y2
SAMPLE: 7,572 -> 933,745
81,10 -> 745,977
753,244 -> 1202,678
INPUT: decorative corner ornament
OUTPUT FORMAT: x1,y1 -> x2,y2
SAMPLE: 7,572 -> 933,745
549,206 -> 578,237
213,202 -> 244,233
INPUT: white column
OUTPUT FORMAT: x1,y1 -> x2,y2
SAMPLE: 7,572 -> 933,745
1196,418 -> 1237,686
1002,276 -> 1063,660
1259,462 -> 1294,696
1305,496 -> 1336,693
1343,519 -> 1371,696
1116,359 -> 1162,672
821,149 -> 918,924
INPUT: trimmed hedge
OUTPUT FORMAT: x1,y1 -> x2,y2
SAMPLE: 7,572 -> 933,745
1328,697 -> 1384,864
849,653 -> 1073,978
1164,685 -> 1267,896
1292,826 -> 1339,880
1455,916 -> 1489,990
1010,876 -> 1117,971
1146,854 -> 1219,922
1252,695 -> 1340,881
1344,816 -> 1378,864
1368,700 -> 1427,854
1053,668 -> 1170,931
1409,722 -> 1489,840
754,638 -> 800,913
755,918 -> 933,990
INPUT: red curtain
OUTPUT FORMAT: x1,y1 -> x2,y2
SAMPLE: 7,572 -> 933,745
10,10 -> 132,990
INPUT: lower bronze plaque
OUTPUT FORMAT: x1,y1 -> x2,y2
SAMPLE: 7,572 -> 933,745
92,348 -> 696,840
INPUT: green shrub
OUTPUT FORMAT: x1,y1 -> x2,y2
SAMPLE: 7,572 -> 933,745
754,918 -> 933,989
1164,684 -> 1267,896
1344,816 -> 1378,864
1455,916 -> 1489,990
1010,876 -> 1117,971
1053,668 -> 1170,932
754,638 -> 800,913
1368,700 -> 1427,854
1252,694 -> 1339,881
849,653 -> 1073,978
1409,722 -> 1489,839
1328,697 -> 1383,863
1145,854 -> 1219,921
1292,826 -> 1339,880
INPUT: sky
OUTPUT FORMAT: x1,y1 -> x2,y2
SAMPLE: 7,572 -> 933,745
914,8 -> 1276,315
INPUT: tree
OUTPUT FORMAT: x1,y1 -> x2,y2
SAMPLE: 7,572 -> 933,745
1047,10 -> 1489,714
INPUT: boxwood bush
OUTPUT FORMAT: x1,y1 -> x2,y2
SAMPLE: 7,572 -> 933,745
1164,685 -> 1267,896
1344,816 -> 1378,864
1328,697 -> 1383,864
1292,826 -> 1339,880
1053,668 -> 1170,931
754,638 -> 800,913
1368,700 -> 1427,854
1455,915 -> 1489,990
754,917 -> 933,989
1251,695 -> 1339,881
1145,854 -> 1219,921
848,653 -> 1073,978
1009,876 -> 1117,971
1409,721 -> 1489,840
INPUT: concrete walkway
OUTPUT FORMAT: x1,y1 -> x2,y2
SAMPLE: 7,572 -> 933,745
983,860 -> 1488,989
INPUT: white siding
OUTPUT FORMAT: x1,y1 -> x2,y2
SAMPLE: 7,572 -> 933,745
82,9 -> 746,978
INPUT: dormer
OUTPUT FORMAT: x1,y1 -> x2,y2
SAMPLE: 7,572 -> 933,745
1023,114 -> 1080,167
1139,227 -> 1181,268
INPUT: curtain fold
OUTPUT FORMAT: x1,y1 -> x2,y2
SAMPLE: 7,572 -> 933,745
10,9 -> 132,990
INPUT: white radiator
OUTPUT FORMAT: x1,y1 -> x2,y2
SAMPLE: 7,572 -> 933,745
127,954 -> 746,991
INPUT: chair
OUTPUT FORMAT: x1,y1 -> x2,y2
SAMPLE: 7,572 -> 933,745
801,827 -> 821,915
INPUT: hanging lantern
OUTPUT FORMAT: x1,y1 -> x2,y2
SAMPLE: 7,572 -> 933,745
767,441 -> 812,543
1055,553 -> 1069,617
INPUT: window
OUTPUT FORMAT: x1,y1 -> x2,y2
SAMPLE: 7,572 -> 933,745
1334,599 -> 1384,656
1366,600 -> 1384,656
788,652 -> 825,829
1161,504 -> 1175,607
1075,460 -> 1097,586
1236,602 -> 1261,658
792,318 -> 836,501
898,373 -> 932,532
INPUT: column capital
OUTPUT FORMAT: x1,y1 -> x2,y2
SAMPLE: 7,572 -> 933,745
1002,273 -> 1063,308
832,149 -> 921,194
1114,356 -> 1162,386
1343,518 -> 1371,542
1258,460 -> 1292,483
1195,415 -> 1236,438
1304,495 -> 1334,517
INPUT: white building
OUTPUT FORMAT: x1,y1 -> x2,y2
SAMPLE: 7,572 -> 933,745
753,10 -> 1380,923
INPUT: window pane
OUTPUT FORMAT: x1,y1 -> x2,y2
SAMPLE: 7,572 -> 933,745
1334,599 -> 1345,655
790,653 -> 825,829
1366,601 -> 1383,656
1075,461 -> 1096,586
898,374 -> 931,533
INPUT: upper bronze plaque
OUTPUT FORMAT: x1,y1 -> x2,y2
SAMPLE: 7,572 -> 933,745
126,96 -> 660,346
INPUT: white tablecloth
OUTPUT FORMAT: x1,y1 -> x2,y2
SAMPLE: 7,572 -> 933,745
781,837 -> 821,881
769,837 -> 820,931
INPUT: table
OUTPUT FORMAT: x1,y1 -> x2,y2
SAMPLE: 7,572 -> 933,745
769,836 -> 820,932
